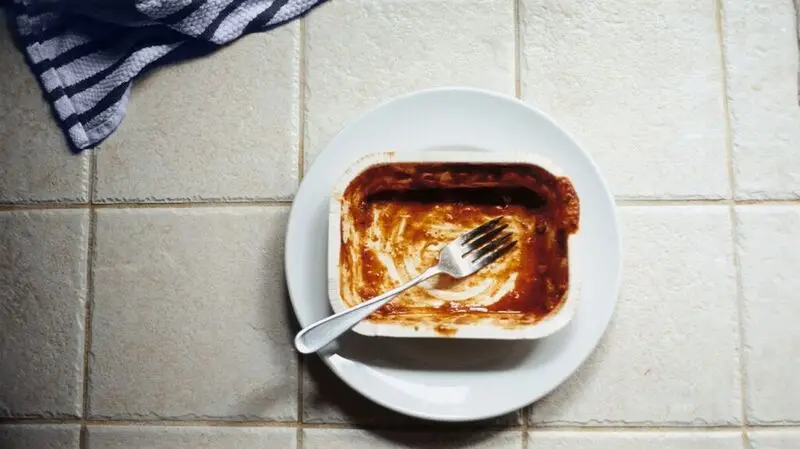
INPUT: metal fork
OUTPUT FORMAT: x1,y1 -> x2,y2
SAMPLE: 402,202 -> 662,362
294,217 -> 517,354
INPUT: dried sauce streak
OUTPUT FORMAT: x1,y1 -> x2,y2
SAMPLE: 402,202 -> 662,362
339,162 -> 580,331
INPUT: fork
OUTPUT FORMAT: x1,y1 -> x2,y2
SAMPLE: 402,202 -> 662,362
294,216 -> 517,354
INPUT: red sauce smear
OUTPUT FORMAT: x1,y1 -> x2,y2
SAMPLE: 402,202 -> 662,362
339,162 -> 580,332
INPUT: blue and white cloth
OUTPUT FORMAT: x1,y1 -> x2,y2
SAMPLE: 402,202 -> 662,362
2,0 -> 323,151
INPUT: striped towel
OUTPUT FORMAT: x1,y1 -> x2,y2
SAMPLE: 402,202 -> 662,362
2,0 -> 324,151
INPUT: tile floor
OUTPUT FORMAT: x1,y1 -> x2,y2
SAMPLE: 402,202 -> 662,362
1,0 -> 799,448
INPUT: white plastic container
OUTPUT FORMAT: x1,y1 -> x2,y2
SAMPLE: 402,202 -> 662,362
328,150 -> 581,339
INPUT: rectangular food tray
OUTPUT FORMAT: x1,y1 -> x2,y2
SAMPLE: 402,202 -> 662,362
328,150 -> 581,339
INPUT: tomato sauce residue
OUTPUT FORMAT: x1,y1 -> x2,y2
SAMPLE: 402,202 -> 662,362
338,162 -> 580,333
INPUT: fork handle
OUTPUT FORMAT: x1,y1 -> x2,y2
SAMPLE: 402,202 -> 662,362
294,266 -> 443,354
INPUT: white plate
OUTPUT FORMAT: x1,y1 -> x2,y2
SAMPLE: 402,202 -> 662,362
285,87 -> 622,422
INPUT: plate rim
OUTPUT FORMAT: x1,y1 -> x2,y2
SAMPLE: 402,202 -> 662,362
285,85 -> 622,422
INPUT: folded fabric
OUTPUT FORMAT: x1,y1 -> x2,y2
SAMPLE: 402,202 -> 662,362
2,0 -> 324,151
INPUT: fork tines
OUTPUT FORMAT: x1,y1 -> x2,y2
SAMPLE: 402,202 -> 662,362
460,217 -> 516,266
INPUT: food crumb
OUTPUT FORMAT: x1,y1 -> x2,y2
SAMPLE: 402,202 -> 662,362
434,324 -> 457,337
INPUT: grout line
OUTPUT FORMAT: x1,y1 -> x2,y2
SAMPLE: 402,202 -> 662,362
3,198 -> 800,213
297,354 -> 304,426
80,149 -> 98,449
83,420 -> 302,428
2,418 -> 799,431
733,199 -> 800,206
714,0 -> 736,204
521,408 -> 529,449
731,207 -> 750,449
616,198 -> 728,206
80,424 -> 88,449
513,0 -> 522,98
0,203 -> 90,210
296,20 -> 307,446
0,200 -> 295,211
297,18 -> 307,181
713,0 -> 750,443
526,425 -> 748,431
619,199 -> 800,206
0,418 -> 518,431
92,200 -> 293,208
81,208 -> 96,422
746,423 -> 800,429
0,418 -> 82,425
